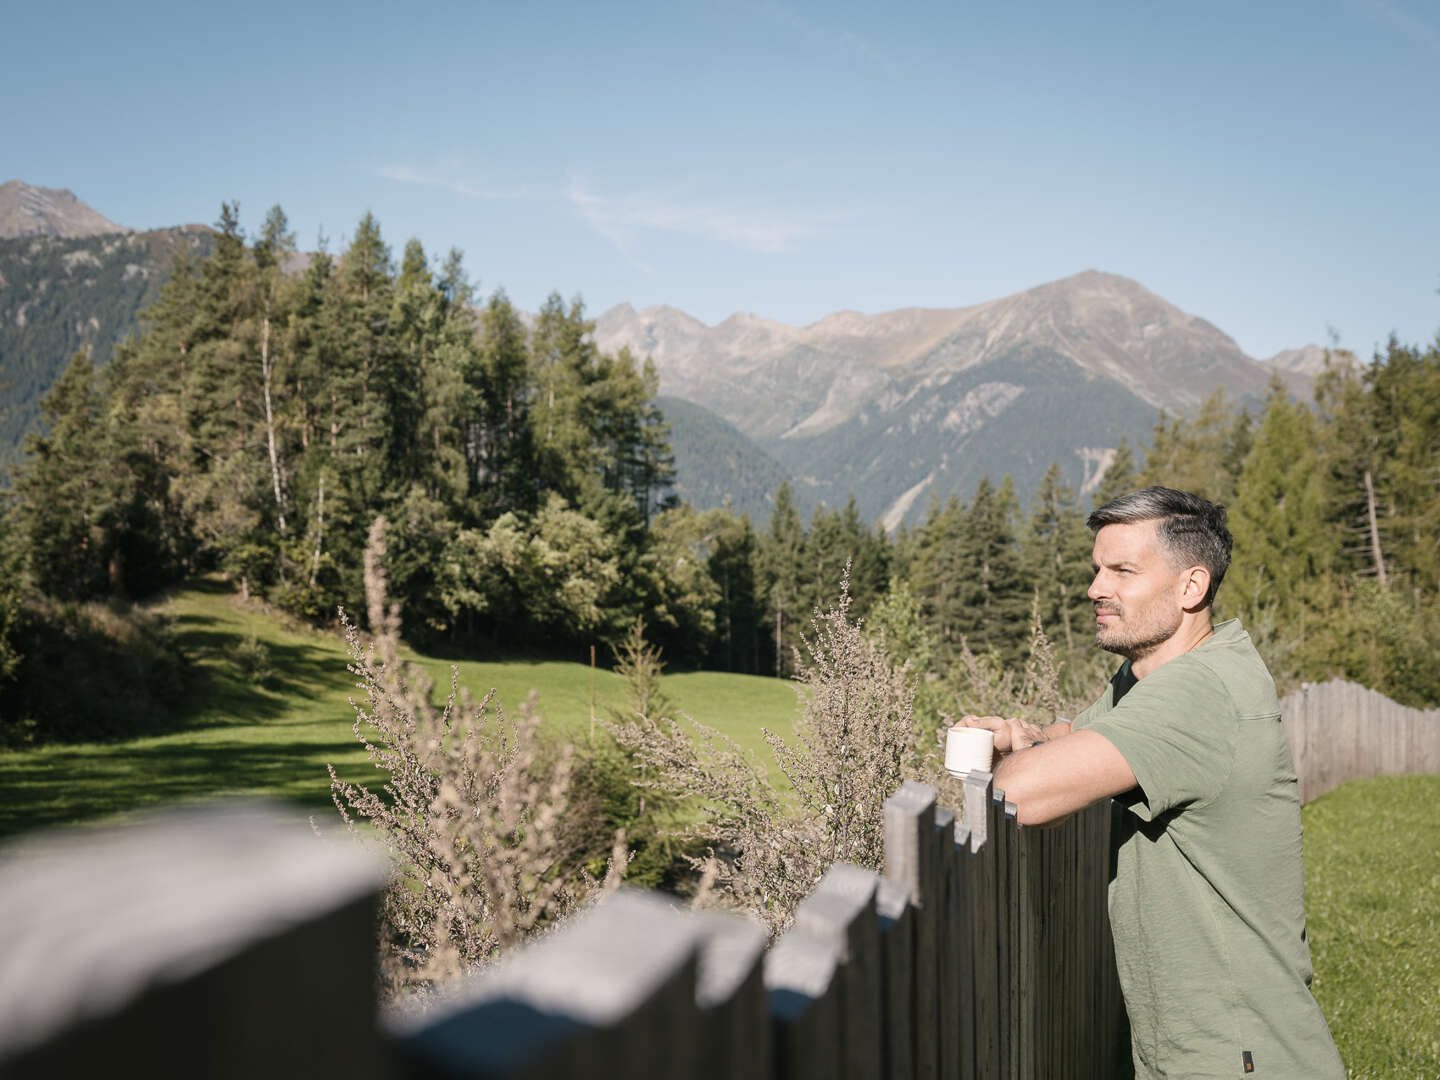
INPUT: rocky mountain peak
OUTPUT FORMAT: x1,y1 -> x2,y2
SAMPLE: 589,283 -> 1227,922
1266,344 -> 1339,377
0,181 -> 127,239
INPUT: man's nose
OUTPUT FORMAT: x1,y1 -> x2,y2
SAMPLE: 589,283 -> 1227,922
1087,574 -> 1106,601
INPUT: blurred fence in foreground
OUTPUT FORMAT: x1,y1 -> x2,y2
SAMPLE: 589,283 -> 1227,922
0,776 -> 1128,1079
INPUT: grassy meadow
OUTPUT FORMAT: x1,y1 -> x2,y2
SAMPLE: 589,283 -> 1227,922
1302,773 -> 1440,1078
0,579 -> 802,837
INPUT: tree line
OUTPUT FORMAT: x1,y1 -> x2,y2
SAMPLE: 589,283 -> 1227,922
1,202 -> 1437,742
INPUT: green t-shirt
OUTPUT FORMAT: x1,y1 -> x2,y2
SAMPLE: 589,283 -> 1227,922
1073,620 -> 1344,1079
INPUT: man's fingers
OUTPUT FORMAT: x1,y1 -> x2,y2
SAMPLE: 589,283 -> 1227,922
1010,719 -> 1046,750
959,714 -> 1005,731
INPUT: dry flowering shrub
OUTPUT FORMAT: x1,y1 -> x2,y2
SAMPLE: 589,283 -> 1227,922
613,569 -> 922,934
324,518 -> 620,1005
950,600 -> 1090,726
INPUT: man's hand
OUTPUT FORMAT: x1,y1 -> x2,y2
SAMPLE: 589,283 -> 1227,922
958,714 -> 1047,755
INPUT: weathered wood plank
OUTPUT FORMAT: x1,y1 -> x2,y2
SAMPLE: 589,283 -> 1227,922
391,889 -> 701,1080
962,771 -> 1000,1079
0,803 -> 386,1080
692,911 -> 771,1080
949,821 -> 977,1080
765,927 -> 844,1080
885,780 -> 940,1080
876,876 -> 916,1080
933,808 -> 961,1080
793,863 -> 882,1080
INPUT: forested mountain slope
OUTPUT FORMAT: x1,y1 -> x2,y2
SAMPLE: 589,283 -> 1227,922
0,226 -> 212,465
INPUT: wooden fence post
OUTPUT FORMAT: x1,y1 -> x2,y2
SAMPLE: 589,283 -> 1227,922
876,876 -> 916,1080
793,862 -> 882,1079
390,890 -> 701,1080
764,927 -> 844,1080
0,803 -> 386,1080
692,911 -> 771,1080
933,807 -> 961,1080
884,780 -> 940,1079
961,771 -> 1000,1079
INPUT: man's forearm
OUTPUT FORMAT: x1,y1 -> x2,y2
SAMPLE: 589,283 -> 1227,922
992,727 -> 1136,826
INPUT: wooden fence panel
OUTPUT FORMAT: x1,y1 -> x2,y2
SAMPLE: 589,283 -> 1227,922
764,928 -> 843,1080
884,780 -> 941,1080
27,674 -> 1439,1080
792,863 -> 882,1080
1281,679 -> 1440,803
692,911 -> 770,1080
961,771 -> 1001,1079
876,876 -> 916,1080
0,804 -> 385,1080
391,890 -> 702,1080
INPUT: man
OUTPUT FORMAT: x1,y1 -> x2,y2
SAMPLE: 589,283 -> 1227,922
963,486 -> 1343,1079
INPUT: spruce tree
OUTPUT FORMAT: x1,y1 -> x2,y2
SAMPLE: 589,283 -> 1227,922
758,482 -> 805,676
1022,462 -> 1093,651
1227,384 -> 1336,651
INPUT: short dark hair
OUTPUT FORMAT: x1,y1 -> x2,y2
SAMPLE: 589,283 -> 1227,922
1087,486 -> 1233,607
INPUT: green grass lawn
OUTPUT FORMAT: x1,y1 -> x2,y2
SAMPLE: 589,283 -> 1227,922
0,580 -> 802,837
1302,773 -> 1440,1079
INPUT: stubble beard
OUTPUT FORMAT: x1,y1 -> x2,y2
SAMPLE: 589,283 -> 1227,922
1094,603 -> 1183,662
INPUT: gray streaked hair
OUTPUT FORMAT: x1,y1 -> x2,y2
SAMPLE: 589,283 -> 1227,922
1087,486 -> 1233,607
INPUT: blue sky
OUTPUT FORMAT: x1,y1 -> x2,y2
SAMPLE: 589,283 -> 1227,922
5,0 -> 1438,358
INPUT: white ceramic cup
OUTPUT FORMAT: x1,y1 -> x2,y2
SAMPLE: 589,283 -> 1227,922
945,726 -> 995,777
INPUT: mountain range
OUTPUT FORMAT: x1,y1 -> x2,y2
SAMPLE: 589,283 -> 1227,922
1,181 -> 1327,523
596,274 -> 1325,526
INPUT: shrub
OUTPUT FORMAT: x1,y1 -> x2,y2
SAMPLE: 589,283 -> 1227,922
0,596 -> 189,744
323,518 -> 622,1005
612,569 -> 922,934
230,634 -> 274,686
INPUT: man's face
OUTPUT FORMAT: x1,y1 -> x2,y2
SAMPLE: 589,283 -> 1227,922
1088,521 -> 1188,660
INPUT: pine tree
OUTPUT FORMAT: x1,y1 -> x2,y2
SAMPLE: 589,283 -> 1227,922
953,475 -> 1028,660
1139,389 -> 1241,503
1227,384 -> 1336,649
468,289 -> 538,519
908,494 -> 966,663
1022,462 -> 1093,651
758,482 -> 806,676
705,510 -> 763,673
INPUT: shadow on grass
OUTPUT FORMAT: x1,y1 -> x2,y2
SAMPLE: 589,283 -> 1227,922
171,613 -> 350,707
0,735 -> 376,838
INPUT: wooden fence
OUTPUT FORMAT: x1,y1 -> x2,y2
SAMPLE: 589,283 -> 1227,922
1282,679 -> 1440,803
0,776 -> 1127,1080
4,679 -> 1435,1078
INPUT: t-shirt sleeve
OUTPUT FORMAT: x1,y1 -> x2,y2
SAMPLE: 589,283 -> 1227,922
1081,658 -> 1239,821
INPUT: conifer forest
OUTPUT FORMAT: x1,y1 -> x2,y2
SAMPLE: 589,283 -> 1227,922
1,204 -> 1438,742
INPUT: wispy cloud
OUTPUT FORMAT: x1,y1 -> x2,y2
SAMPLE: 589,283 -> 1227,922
378,163 -> 528,201
1344,0 -> 1440,56
739,1 -> 900,77
565,176 -> 823,267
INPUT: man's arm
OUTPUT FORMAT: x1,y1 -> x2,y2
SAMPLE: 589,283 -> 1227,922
992,729 -> 1136,826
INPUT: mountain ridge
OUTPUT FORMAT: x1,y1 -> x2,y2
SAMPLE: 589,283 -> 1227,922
0,180 -> 129,239
595,272 -> 1320,524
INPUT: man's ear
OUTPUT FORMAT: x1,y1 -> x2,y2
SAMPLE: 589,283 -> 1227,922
1180,565 -> 1211,611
